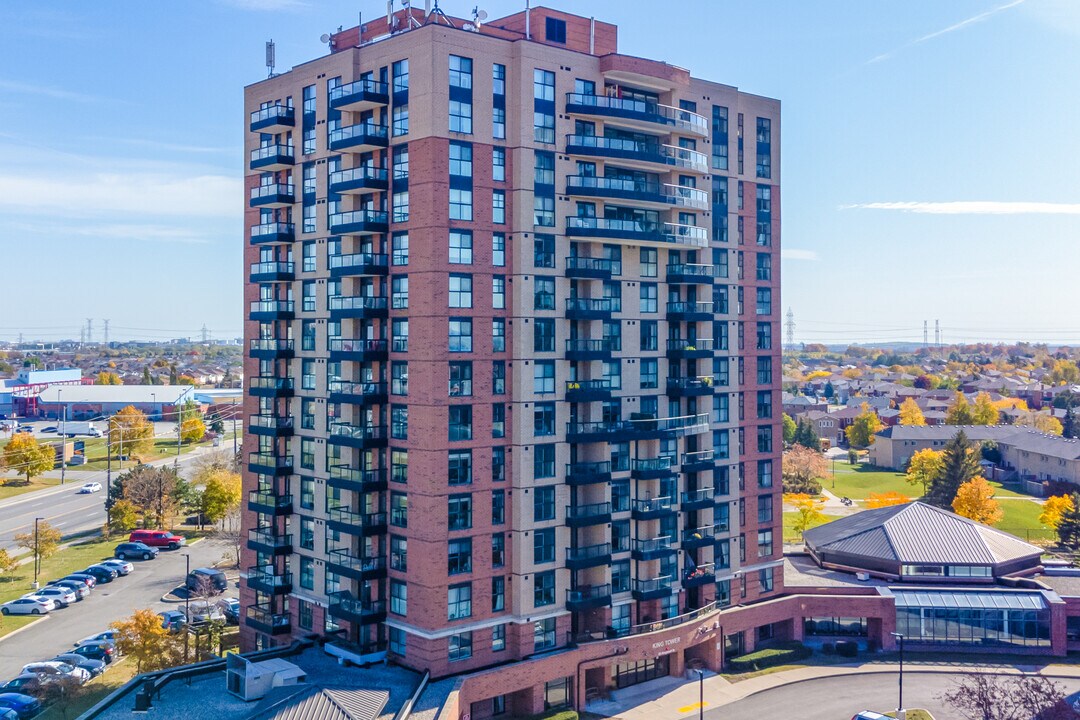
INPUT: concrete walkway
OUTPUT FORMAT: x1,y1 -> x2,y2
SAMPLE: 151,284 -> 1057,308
585,660 -> 1080,719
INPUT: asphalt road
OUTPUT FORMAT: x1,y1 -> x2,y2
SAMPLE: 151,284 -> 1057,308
0,539 -> 230,681
715,670 -> 1080,720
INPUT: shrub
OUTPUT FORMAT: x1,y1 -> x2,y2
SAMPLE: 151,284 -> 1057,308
822,642 -> 834,655
726,642 -> 812,673
848,449 -> 859,465
835,640 -> 858,658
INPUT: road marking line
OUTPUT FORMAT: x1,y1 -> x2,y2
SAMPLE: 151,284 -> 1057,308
678,702 -> 708,713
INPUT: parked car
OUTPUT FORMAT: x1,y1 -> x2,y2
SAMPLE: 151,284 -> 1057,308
84,563 -> 120,580
219,597 -> 240,624
114,542 -> 157,561
159,609 -> 187,632
185,568 -> 227,594
78,482 -> 102,494
79,566 -> 116,584
129,530 -> 185,550
99,559 -> 133,575
0,693 -> 41,720
71,641 -> 116,665
75,630 -> 117,647
20,662 -> 89,684
26,586 -> 75,608
187,600 -> 225,624
851,713 -> 889,720
51,654 -> 105,678
1,598 -> 51,616
0,677 -> 44,698
61,573 -> 97,588
48,580 -> 90,600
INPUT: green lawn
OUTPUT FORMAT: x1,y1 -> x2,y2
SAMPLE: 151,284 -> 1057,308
825,462 -> 913,500
996,498 -> 1055,541
782,510 -> 842,543
71,437 -> 201,472
0,477 -> 62,500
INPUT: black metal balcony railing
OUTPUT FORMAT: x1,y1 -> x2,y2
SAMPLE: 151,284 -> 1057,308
246,528 -> 292,555
245,603 -> 290,635
565,256 -> 622,278
326,506 -> 389,536
565,379 -> 612,402
682,524 -> 722,549
566,543 -> 612,570
328,591 -> 387,625
680,488 -> 715,510
565,338 -> 617,360
631,576 -> 674,601
681,449 -> 715,472
328,422 -> 388,448
565,502 -> 613,527
327,466 -> 389,494
665,338 -> 717,359
667,263 -> 718,285
328,166 -> 390,194
326,550 -> 388,581
328,380 -> 388,405
666,301 -> 714,318
683,563 -> 717,589
666,376 -> 715,397
565,297 -> 614,319
566,584 -> 613,611
327,338 -> 389,361
246,565 -> 292,594
248,376 -> 294,397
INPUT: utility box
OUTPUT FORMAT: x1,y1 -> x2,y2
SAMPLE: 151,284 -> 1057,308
226,655 -> 306,701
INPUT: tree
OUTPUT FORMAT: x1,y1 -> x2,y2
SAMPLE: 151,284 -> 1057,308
782,413 -> 797,444
178,400 -> 206,444
37,675 -> 86,720
110,608 -> 184,674
823,381 -> 835,398
121,464 -> 183,529
914,374 -> 940,390
1064,404 -> 1077,440
169,364 -> 178,385
898,398 -> 926,426
0,548 -> 19,583
786,493 -> 827,539
971,392 -> 999,425
865,491 -> 911,508
1057,493 -> 1080,550
781,445 -> 830,494
142,366 -> 153,385
0,432 -> 56,486
109,499 -> 140,533
845,403 -> 883,448
792,418 -> 820,450
95,371 -> 122,385
1016,412 -> 1064,436
1040,495 -> 1074,531
945,392 -> 975,425
215,509 -> 242,568
1048,359 -> 1080,386
952,477 -> 1003,524
200,469 -> 242,527
924,430 -> 981,509
939,672 -> 1069,720
109,405 -> 154,457
14,520 -> 62,569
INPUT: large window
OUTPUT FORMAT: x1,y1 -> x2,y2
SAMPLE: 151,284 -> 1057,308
534,570 -> 555,607
449,318 -> 472,352
893,590 -> 1051,648
803,617 -> 868,637
449,632 -> 472,661
450,230 -> 473,264
450,142 -> 473,178
534,361 -> 555,393
448,583 -> 472,620
448,538 -> 472,574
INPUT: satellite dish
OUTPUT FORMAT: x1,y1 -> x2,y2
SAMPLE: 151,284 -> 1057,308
477,9 -> 488,20
463,23 -> 475,30
320,33 -> 331,43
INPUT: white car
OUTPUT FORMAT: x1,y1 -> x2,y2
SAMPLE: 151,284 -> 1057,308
26,587 -> 76,608
21,661 -> 90,684
100,559 -> 134,575
78,482 -> 102,494
1,597 -> 52,615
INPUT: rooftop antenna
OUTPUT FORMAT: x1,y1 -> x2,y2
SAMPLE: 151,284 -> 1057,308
265,40 -> 276,78
471,6 -> 488,27
402,0 -> 423,29
430,0 -> 456,27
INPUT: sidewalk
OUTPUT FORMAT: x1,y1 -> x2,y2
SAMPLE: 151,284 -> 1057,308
586,660 -> 1080,718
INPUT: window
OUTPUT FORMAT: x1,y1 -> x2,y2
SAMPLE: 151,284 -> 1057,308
757,425 -> 773,453
492,190 -> 506,224
533,485 -> 555,521
391,492 -> 408,527
534,195 -> 555,227
533,68 -> 555,101
393,144 -> 409,179
534,235 -> 555,268
602,360 -> 621,390
392,276 -> 409,309
757,322 -> 772,350
492,63 -> 506,95
449,55 -> 472,88
757,356 -> 772,385
533,528 -> 555,563
392,361 -> 409,395
533,70 -> 555,143
303,84 -> 316,113
758,459 -> 773,488
535,444 -> 555,478
545,16 -> 567,43
448,583 -> 472,620
301,442 -> 315,472
299,600 -> 313,630
534,360 -> 555,393
450,141 -> 473,178
393,233 -> 409,266
302,280 -> 316,312
450,100 -> 472,134
534,571 -> 555,607
390,580 -> 408,615
449,632 -> 472,661
534,318 -> 555,352
299,557 -> 314,590
758,494 -> 773,524
492,233 -> 506,266
534,277 -> 555,310
391,536 -> 407,571
492,403 -> 505,438
300,518 -> 314,550
640,321 -> 658,351
449,274 -> 473,308
756,252 -> 771,281
757,390 -> 773,418
756,287 -> 772,315
393,59 -> 409,92
449,405 -> 473,441
392,405 -> 408,439
492,534 -> 505,569
393,319 -> 409,352
535,617 -> 557,652
492,490 -> 505,525
534,151 -> 555,185
449,449 -> 472,486
641,359 -> 658,389
449,231 -> 473,264
757,529 -> 774,557
759,566 -> 774,593
448,538 -> 472,574
492,276 -> 505,309
492,147 -> 506,182
640,248 -> 657,277
391,449 -> 408,484
534,402 -> 555,436
449,361 -> 472,397
493,106 -> 505,139
545,678 -> 571,711
448,494 -> 473,530
302,240 -> 316,272
492,447 -> 506,482
612,560 -> 631,593
389,627 -> 406,656
492,319 -> 505,352
450,188 -> 473,220
639,283 -> 657,313
301,320 -> 315,351
449,318 -> 473,352
492,623 -> 506,651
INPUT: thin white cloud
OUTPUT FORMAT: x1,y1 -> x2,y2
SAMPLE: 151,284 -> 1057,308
0,78 -> 99,102
219,0 -> 308,10
105,138 -> 237,155
867,0 -> 1026,64
840,201 -> 1080,215
8,220 -> 215,245
781,249 -> 819,261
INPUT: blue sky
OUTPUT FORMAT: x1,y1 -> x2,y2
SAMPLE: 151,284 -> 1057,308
1,0 -> 1077,344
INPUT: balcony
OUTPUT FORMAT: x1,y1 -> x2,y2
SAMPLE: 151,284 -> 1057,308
247,452 -> 293,477
565,379 -> 612,403
329,122 -> 390,153
631,576 -> 674,601
250,104 -> 295,133
565,93 -> 708,137
566,419 -> 625,443
630,457 -> 675,480
326,507 -> 389,536
328,422 -> 388,450
249,339 -> 294,360
631,496 -> 676,521
565,338 -> 615,361
666,263 -> 717,285
329,210 -> 389,236
246,603 -> 290,635
566,461 -> 613,487
680,488 -> 714,511
682,563 -> 716,589
681,449 -> 715,474
246,565 -> 292,595
328,380 -> 388,406
329,253 -> 389,278
327,466 -> 389,494
566,217 -> 708,249
666,338 -> 716,360
247,490 -> 293,516
565,256 -> 621,280
249,376 -> 294,399
566,584 -> 612,612
329,79 -> 390,112
631,536 -> 676,561
655,413 -> 711,438
565,134 -> 708,174
247,528 -> 292,555
681,525 -> 721,550
328,338 -> 389,363
565,502 -> 612,528
666,301 -> 714,322
566,543 -> 612,571
249,222 -> 295,246
248,414 -> 294,438
565,176 -> 708,211
565,297 -> 613,321
666,377 -> 715,398
249,261 -> 295,283
249,299 -> 294,322
328,592 -> 387,626
326,551 -> 388,582
249,144 -> 294,171
249,183 -> 295,208
328,295 -> 389,320
329,166 -> 389,195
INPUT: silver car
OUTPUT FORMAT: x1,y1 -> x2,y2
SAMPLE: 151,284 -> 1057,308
0,597 -> 52,615
28,586 -> 76,608
21,661 -> 90,684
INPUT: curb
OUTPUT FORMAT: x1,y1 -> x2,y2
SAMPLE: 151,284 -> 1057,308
0,615 -> 49,645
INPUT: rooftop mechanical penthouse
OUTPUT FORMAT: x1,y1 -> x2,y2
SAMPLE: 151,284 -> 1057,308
241,3 -> 781,715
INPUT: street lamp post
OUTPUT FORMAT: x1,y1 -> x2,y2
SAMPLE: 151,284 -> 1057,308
32,517 -> 42,589
891,632 -> 905,719
184,552 -> 191,662
694,668 -> 704,720
58,389 -> 65,485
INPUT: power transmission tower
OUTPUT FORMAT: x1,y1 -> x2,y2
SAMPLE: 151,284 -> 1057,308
86,319 -> 93,343
103,319 -> 110,346
784,308 -> 795,347
935,319 -> 940,348
923,320 -> 928,347
79,327 -> 85,345
201,324 -> 209,343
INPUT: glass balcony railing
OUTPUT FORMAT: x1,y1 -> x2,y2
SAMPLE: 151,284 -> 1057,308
565,93 -> 709,135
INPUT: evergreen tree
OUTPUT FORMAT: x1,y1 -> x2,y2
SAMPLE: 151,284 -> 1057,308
1063,394 -> 1077,440
924,430 -> 981,509
142,366 -> 152,385
793,419 -> 820,450
1056,493 -> 1080,550
823,381 -> 835,399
